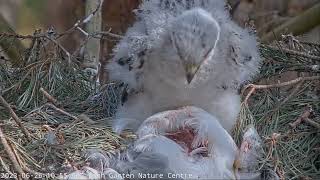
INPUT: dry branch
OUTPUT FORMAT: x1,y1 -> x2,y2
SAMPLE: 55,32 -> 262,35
93,29 -> 123,39
0,155 -> 14,176
57,0 -> 104,38
0,126 -> 25,178
0,32 -> 42,39
39,87 -> 58,106
8,140 -> 44,177
289,106 -> 313,128
45,103 -> 79,121
242,76 -> 320,103
303,118 -> 320,129
0,95 -> 31,141
44,35 -> 71,63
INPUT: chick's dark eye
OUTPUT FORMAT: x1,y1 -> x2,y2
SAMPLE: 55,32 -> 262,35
244,55 -> 252,62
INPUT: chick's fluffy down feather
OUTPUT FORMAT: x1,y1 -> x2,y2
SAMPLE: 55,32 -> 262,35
107,0 -> 261,133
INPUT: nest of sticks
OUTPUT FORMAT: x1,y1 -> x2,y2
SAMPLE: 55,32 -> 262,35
0,32 -> 319,179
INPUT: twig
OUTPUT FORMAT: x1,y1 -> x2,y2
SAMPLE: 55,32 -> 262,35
8,140 -> 45,177
76,27 -> 89,37
242,76 -> 320,104
243,86 -> 256,103
44,35 -> 71,63
264,45 -> 320,61
288,105 -> 320,129
24,29 -> 41,64
0,155 -> 15,177
0,32 -> 44,39
0,95 -> 31,141
57,0 -> 103,38
45,103 -> 79,121
289,105 -> 313,128
0,29 -> 123,42
39,87 -> 58,106
0,32 -> 72,63
8,140 -> 25,171
93,29 -> 123,39
303,118 -> 320,129
0,126 -> 25,178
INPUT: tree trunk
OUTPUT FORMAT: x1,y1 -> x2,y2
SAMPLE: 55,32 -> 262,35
261,2 -> 320,43
0,14 -> 25,67
84,0 -> 104,83
99,0 -> 140,84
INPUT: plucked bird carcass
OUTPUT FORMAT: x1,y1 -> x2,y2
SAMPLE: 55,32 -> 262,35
60,107 -> 265,180
107,0 -> 262,134
117,106 -> 239,179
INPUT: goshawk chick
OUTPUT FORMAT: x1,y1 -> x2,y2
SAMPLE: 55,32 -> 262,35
107,0 -> 261,133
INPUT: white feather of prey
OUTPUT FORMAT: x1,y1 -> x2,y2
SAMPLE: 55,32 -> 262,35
61,106 -> 265,180
107,0 -> 262,134
132,106 -> 238,179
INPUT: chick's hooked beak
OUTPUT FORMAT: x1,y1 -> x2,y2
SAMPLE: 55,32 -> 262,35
185,63 -> 201,84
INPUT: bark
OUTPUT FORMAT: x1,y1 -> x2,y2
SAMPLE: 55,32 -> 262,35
0,14 -> 25,67
84,0 -> 104,83
45,0 -> 85,52
99,0 -> 140,84
261,2 -> 320,43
